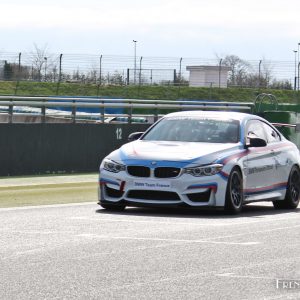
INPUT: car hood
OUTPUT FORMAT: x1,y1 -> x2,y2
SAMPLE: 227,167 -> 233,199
109,140 -> 243,167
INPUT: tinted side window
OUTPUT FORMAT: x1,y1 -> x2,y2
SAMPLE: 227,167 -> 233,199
263,123 -> 281,143
246,120 -> 266,140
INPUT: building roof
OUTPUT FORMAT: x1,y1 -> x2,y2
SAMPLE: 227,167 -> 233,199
186,65 -> 231,71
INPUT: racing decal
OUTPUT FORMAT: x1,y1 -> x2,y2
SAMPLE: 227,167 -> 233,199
248,164 -> 273,175
218,149 -> 248,165
187,183 -> 218,193
99,178 -> 120,187
119,146 -> 200,168
217,142 -> 293,166
248,143 -> 293,155
218,171 -> 229,180
119,144 -> 243,169
244,182 -> 287,196
119,181 -> 126,192
246,152 -> 275,163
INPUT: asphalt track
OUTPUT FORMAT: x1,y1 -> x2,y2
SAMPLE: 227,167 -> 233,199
1,200 -> 300,299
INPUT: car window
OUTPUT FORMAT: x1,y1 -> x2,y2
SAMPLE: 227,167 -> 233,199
142,117 -> 240,143
246,120 -> 266,140
262,122 -> 281,143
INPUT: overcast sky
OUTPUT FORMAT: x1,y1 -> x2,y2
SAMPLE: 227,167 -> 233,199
1,0 -> 300,60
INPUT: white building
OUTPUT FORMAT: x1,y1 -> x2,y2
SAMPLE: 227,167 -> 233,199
186,65 -> 231,88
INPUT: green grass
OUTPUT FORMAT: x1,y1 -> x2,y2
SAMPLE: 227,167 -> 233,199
1,80 -> 300,103
0,182 -> 98,208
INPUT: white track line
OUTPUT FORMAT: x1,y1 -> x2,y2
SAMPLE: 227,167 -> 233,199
76,234 -> 259,246
70,213 -> 300,227
0,202 -> 96,211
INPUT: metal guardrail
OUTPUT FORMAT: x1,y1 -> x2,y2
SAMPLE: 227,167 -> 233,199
271,122 -> 300,132
0,96 -> 254,124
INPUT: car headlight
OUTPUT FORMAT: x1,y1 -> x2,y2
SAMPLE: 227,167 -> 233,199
184,164 -> 223,177
102,159 -> 126,173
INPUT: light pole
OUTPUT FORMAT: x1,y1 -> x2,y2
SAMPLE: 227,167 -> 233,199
294,50 -> 297,90
133,40 -> 137,84
298,42 -> 300,90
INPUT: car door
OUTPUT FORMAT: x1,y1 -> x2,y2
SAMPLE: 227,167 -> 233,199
243,120 -> 276,200
262,122 -> 289,185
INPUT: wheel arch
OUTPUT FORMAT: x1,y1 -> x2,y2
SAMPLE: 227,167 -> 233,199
224,164 -> 244,214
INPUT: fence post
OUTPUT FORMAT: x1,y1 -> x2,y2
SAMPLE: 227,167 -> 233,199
41,99 -> 46,123
154,102 -> 158,122
97,55 -> 103,97
179,57 -> 182,84
177,57 -> 183,98
59,54 -> 63,82
258,60 -> 262,88
139,56 -> 143,86
71,100 -> 76,123
127,68 -> 130,85
99,55 -> 102,86
8,102 -> 13,123
100,100 -> 105,123
298,62 -> 300,91
219,58 -> 223,88
56,54 -> 63,95
128,101 -> 132,124
15,52 -> 22,95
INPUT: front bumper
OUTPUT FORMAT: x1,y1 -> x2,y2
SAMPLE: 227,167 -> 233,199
99,170 -> 228,208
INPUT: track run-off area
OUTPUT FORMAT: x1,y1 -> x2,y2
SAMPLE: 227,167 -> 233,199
1,174 -> 300,299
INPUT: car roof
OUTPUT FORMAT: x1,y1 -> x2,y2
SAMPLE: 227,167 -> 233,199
164,110 -> 257,122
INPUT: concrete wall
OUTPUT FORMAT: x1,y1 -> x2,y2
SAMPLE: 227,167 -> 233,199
0,123 -> 151,176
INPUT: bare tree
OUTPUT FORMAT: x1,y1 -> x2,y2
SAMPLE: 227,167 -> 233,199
221,55 -> 251,86
30,44 -> 56,82
259,59 -> 273,88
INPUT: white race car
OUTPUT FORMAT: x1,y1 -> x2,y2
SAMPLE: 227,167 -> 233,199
98,111 -> 300,213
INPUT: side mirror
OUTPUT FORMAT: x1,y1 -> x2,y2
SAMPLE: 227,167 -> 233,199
246,136 -> 267,148
128,132 -> 144,142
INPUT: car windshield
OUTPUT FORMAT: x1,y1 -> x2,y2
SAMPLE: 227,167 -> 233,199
142,117 -> 240,143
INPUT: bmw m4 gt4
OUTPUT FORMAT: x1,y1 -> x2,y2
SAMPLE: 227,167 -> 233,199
98,111 -> 300,213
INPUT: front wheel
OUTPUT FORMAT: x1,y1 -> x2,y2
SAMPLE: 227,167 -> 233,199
225,167 -> 244,214
273,165 -> 300,209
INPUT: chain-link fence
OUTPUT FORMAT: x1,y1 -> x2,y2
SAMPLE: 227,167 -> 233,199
0,51 -> 299,90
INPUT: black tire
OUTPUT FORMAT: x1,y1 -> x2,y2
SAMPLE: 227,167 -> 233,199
273,165 -> 300,209
225,167 -> 244,214
100,202 -> 126,211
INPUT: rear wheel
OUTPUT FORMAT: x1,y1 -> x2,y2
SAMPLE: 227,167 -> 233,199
273,165 -> 300,209
100,202 -> 126,211
225,167 -> 244,214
